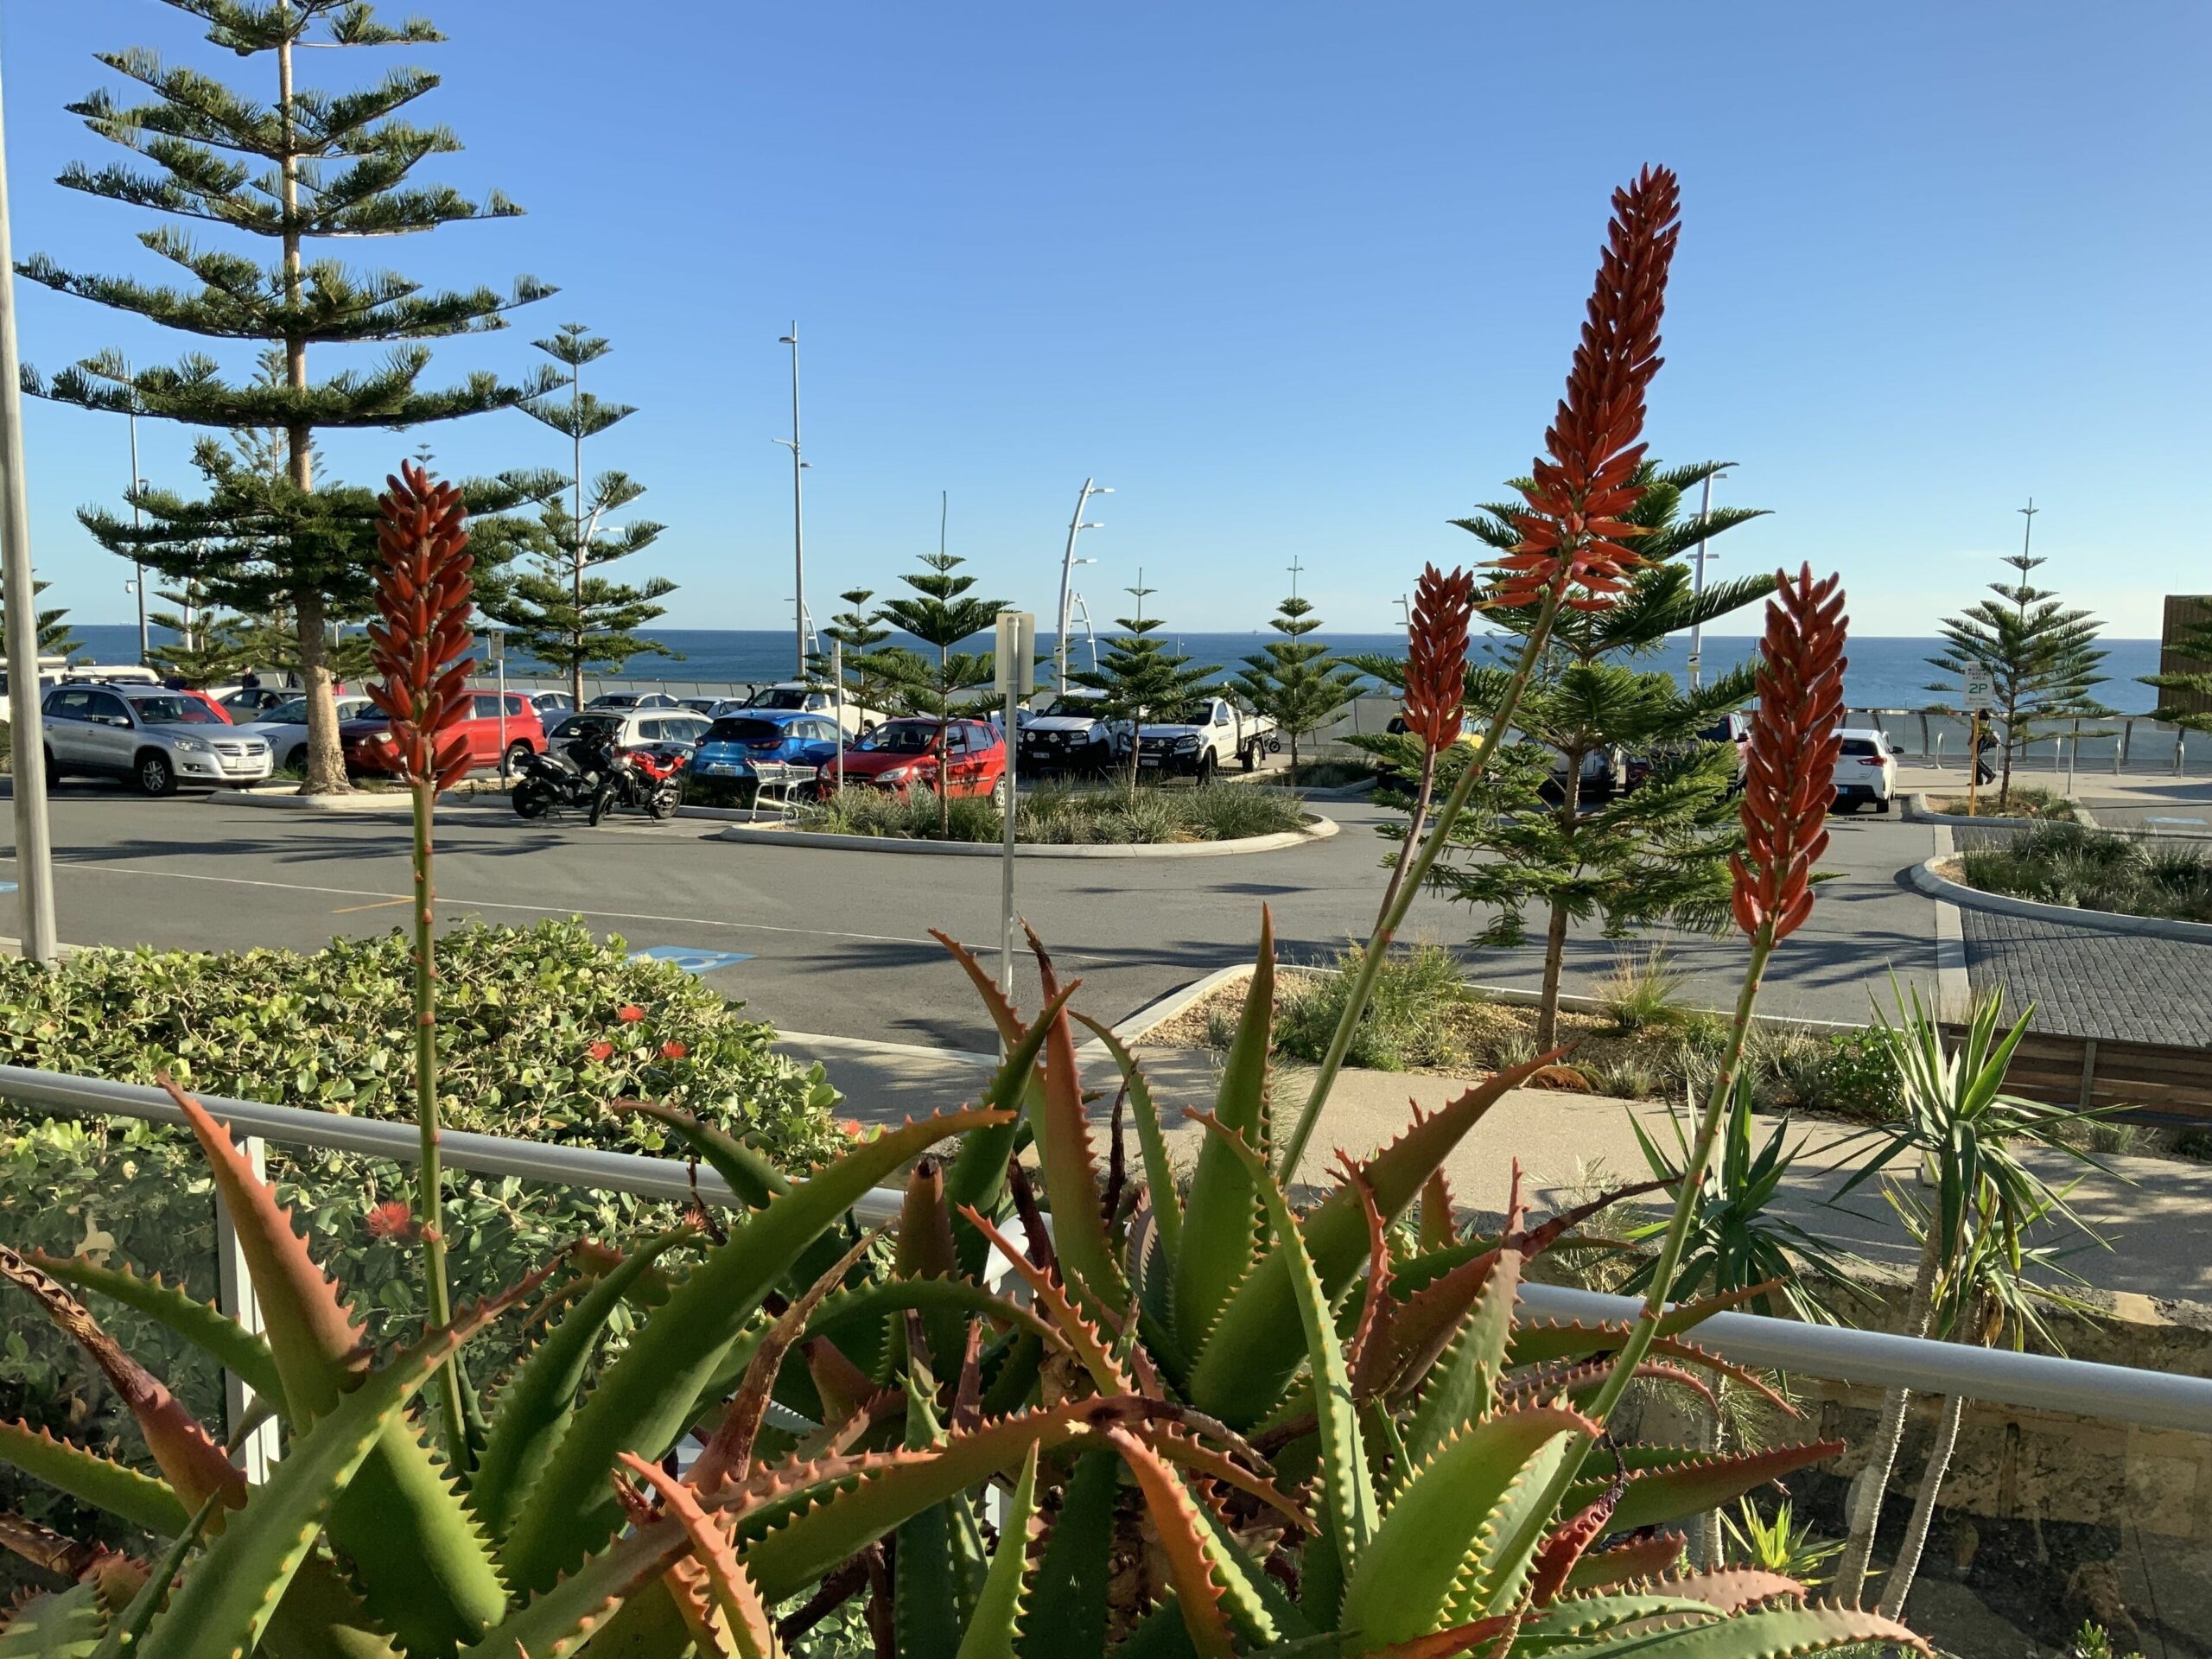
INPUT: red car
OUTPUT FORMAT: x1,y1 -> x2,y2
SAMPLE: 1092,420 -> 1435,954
340,690 -> 545,779
179,689 -> 232,724
821,716 -> 1006,798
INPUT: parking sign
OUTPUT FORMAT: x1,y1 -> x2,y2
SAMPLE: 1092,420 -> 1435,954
1961,669 -> 1995,706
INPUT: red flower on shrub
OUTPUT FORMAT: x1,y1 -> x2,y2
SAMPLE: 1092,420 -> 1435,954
587,1039 -> 614,1062
1732,563 -> 1848,943
839,1118 -> 867,1141
368,462 -> 477,791
617,1005 -> 645,1023
365,1200 -> 418,1242
660,1040 -> 688,1060
1401,564 -> 1477,753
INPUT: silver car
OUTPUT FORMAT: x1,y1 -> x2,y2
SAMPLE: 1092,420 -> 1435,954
41,684 -> 273,795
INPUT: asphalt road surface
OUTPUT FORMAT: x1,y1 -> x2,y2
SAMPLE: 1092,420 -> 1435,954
0,783 -> 1939,1049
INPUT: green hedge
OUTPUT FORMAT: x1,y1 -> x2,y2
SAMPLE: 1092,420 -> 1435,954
0,919 -> 842,1560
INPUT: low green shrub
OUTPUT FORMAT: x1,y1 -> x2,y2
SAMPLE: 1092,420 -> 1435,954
0,920 -> 842,1556
1960,821 -> 2212,923
799,781 -> 1307,844
1274,942 -> 1484,1071
1594,944 -> 1688,1030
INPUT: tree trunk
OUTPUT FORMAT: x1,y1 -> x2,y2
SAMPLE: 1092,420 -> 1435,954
1534,760 -> 1582,1050
294,589 -> 347,794
1997,690 -> 2018,810
1879,1386 -> 1967,1618
1835,1229 -> 1942,1602
938,647 -> 951,838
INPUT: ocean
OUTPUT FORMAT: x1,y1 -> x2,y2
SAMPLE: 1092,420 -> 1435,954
61,626 -> 2170,715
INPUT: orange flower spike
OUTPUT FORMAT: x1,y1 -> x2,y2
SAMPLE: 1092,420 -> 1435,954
1400,564 -> 1477,752
1491,164 -> 1681,613
370,461 -> 477,791
1731,565 -> 1848,942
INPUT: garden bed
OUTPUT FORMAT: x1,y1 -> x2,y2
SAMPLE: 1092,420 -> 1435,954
798,780 -> 1312,845
1923,784 -> 2079,821
1959,820 -> 2212,924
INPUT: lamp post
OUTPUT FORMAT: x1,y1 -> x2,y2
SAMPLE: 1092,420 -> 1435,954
1056,478 -> 1110,694
773,325 -> 810,681
127,394 -> 148,663
0,60 -> 58,961
1686,461 -> 1735,691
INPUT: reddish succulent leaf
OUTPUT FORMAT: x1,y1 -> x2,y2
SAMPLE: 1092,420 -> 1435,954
1418,1170 -> 1457,1254
0,1246 -> 243,1516
1657,1567 -> 1807,1613
619,1453 -> 780,1659
1020,925 -> 1128,1319
1563,1531 -> 1688,1592
957,1207 -> 1133,1396
895,1160 -> 959,1282
1100,1427 -> 1239,1659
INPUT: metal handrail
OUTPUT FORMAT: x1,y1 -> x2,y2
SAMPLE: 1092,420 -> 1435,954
4,1064 -> 2208,1433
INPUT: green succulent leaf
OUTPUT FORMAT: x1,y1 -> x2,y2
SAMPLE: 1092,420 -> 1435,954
1174,917 -> 1275,1353
0,1580 -> 108,1658
0,1421 -> 188,1537
31,1256 -> 286,1414
1563,1440 -> 1845,1534
1535,1602 -> 1929,1658
470,1228 -> 691,1543
956,1444 -> 1040,1659
1017,1445 -> 1117,1659
1074,1014 -> 1184,1276
1402,1246 -> 1522,1476
501,1104 -> 1009,1593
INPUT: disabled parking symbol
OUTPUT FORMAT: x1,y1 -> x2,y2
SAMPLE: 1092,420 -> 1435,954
629,944 -> 753,976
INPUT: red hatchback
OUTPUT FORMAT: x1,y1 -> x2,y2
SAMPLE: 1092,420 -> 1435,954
823,717 -> 1005,798
340,690 -> 545,779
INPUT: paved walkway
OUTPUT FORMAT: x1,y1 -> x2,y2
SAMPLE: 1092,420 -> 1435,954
781,1033 -> 2212,1308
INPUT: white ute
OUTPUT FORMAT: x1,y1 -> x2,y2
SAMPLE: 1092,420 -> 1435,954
1135,696 -> 1276,780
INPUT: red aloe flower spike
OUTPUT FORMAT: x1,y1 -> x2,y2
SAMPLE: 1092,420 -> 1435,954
1731,565 -> 1848,942
1491,165 -> 1681,613
369,461 -> 477,793
1400,565 -> 1477,751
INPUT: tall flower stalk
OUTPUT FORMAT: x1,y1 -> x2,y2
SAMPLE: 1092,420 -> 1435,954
1277,163 -> 1681,1180
367,460 -> 480,1470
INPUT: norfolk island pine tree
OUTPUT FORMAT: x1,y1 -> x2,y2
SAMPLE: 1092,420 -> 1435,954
1926,536 -> 2109,810
24,0 -> 563,791
484,324 -> 674,709
1230,593 -> 1363,774
1071,569 -> 1220,791
869,543 -> 1006,836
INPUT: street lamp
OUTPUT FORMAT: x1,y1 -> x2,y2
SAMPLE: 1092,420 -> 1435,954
1686,461 -> 1736,691
772,325 -> 811,681
1056,479 -> 1110,694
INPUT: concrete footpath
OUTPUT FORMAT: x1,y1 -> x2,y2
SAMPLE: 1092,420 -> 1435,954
780,1032 -> 2212,1310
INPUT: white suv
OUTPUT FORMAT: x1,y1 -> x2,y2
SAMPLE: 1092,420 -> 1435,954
1831,727 -> 1898,813
42,684 -> 273,795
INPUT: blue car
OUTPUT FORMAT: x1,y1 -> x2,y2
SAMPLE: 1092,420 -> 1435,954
690,709 -> 844,788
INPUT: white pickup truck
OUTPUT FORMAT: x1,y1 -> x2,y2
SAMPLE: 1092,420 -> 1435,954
1135,696 -> 1278,779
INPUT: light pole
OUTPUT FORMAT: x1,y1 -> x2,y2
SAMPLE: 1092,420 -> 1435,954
1287,556 -> 1305,601
0,60 -> 59,961
773,325 -> 810,681
1056,478 -> 1110,694
1686,461 -> 1736,691
127,388 -> 148,664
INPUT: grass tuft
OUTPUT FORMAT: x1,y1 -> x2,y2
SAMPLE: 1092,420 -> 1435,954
798,782 -> 1309,845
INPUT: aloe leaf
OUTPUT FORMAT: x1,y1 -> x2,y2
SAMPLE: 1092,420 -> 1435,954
133,1294 -> 512,1659
1187,1050 -> 1557,1426
1100,1427 -> 1242,1659
1402,1247 -> 1522,1474
1075,1015 -> 1183,1268
1338,1404 -> 1593,1649
936,938 -> 1077,1228
1020,930 -> 1128,1320
1016,1445 -> 1116,1659
166,1086 -> 511,1650
0,1579 -> 108,1658
736,1402 -> 1096,1602
1562,1532 -> 1687,1593
0,1248 -> 243,1516
1538,1602 -> 1929,1659
959,1207 -> 1132,1395
1173,915 -> 1274,1353
503,1105 -> 1010,1593
804,1277 -> 1063,1388
458,1524 -> 691,1659
614,1453 -> 781,1659
894,1371 -> 966,1659
1514,1592 -> 1727,1656
31,1257 -> 285,1414
1190,1110 -> 1375,1572
1563,1440 -> 1845,1534
624,1098 -> 791,1208
471,1228 -> 690,1543
0,1423 -> 188,1537
86,1488 -> 224,1659
951,1443 -> 1039,1659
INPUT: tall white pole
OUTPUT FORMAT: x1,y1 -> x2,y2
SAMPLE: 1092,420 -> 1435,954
777,326 -> 806,681
0,64 -> 60,962
832,639 -> 845,795
128,393 -> 147,664
1688,468 -> 1719,691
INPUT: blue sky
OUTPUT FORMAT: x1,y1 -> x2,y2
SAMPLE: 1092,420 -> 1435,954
4,1 -> 2206,637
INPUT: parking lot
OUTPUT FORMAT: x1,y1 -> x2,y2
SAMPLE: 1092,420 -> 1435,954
0,779 -> 1941,1051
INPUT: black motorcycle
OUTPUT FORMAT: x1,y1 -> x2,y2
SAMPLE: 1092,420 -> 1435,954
512,731 -> 616,818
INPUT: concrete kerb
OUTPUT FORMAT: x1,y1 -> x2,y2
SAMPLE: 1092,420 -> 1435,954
1929,826 -> 1971,1021
711,813 -> 1341,859
1904,791 -> 2101,830
1910,849 -> 2212,945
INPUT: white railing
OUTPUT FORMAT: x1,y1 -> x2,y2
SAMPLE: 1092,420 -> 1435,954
3,1063 -> 2207,1434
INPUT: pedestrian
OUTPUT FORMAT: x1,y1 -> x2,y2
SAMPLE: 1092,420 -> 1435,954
1974,712 -> 1997,785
